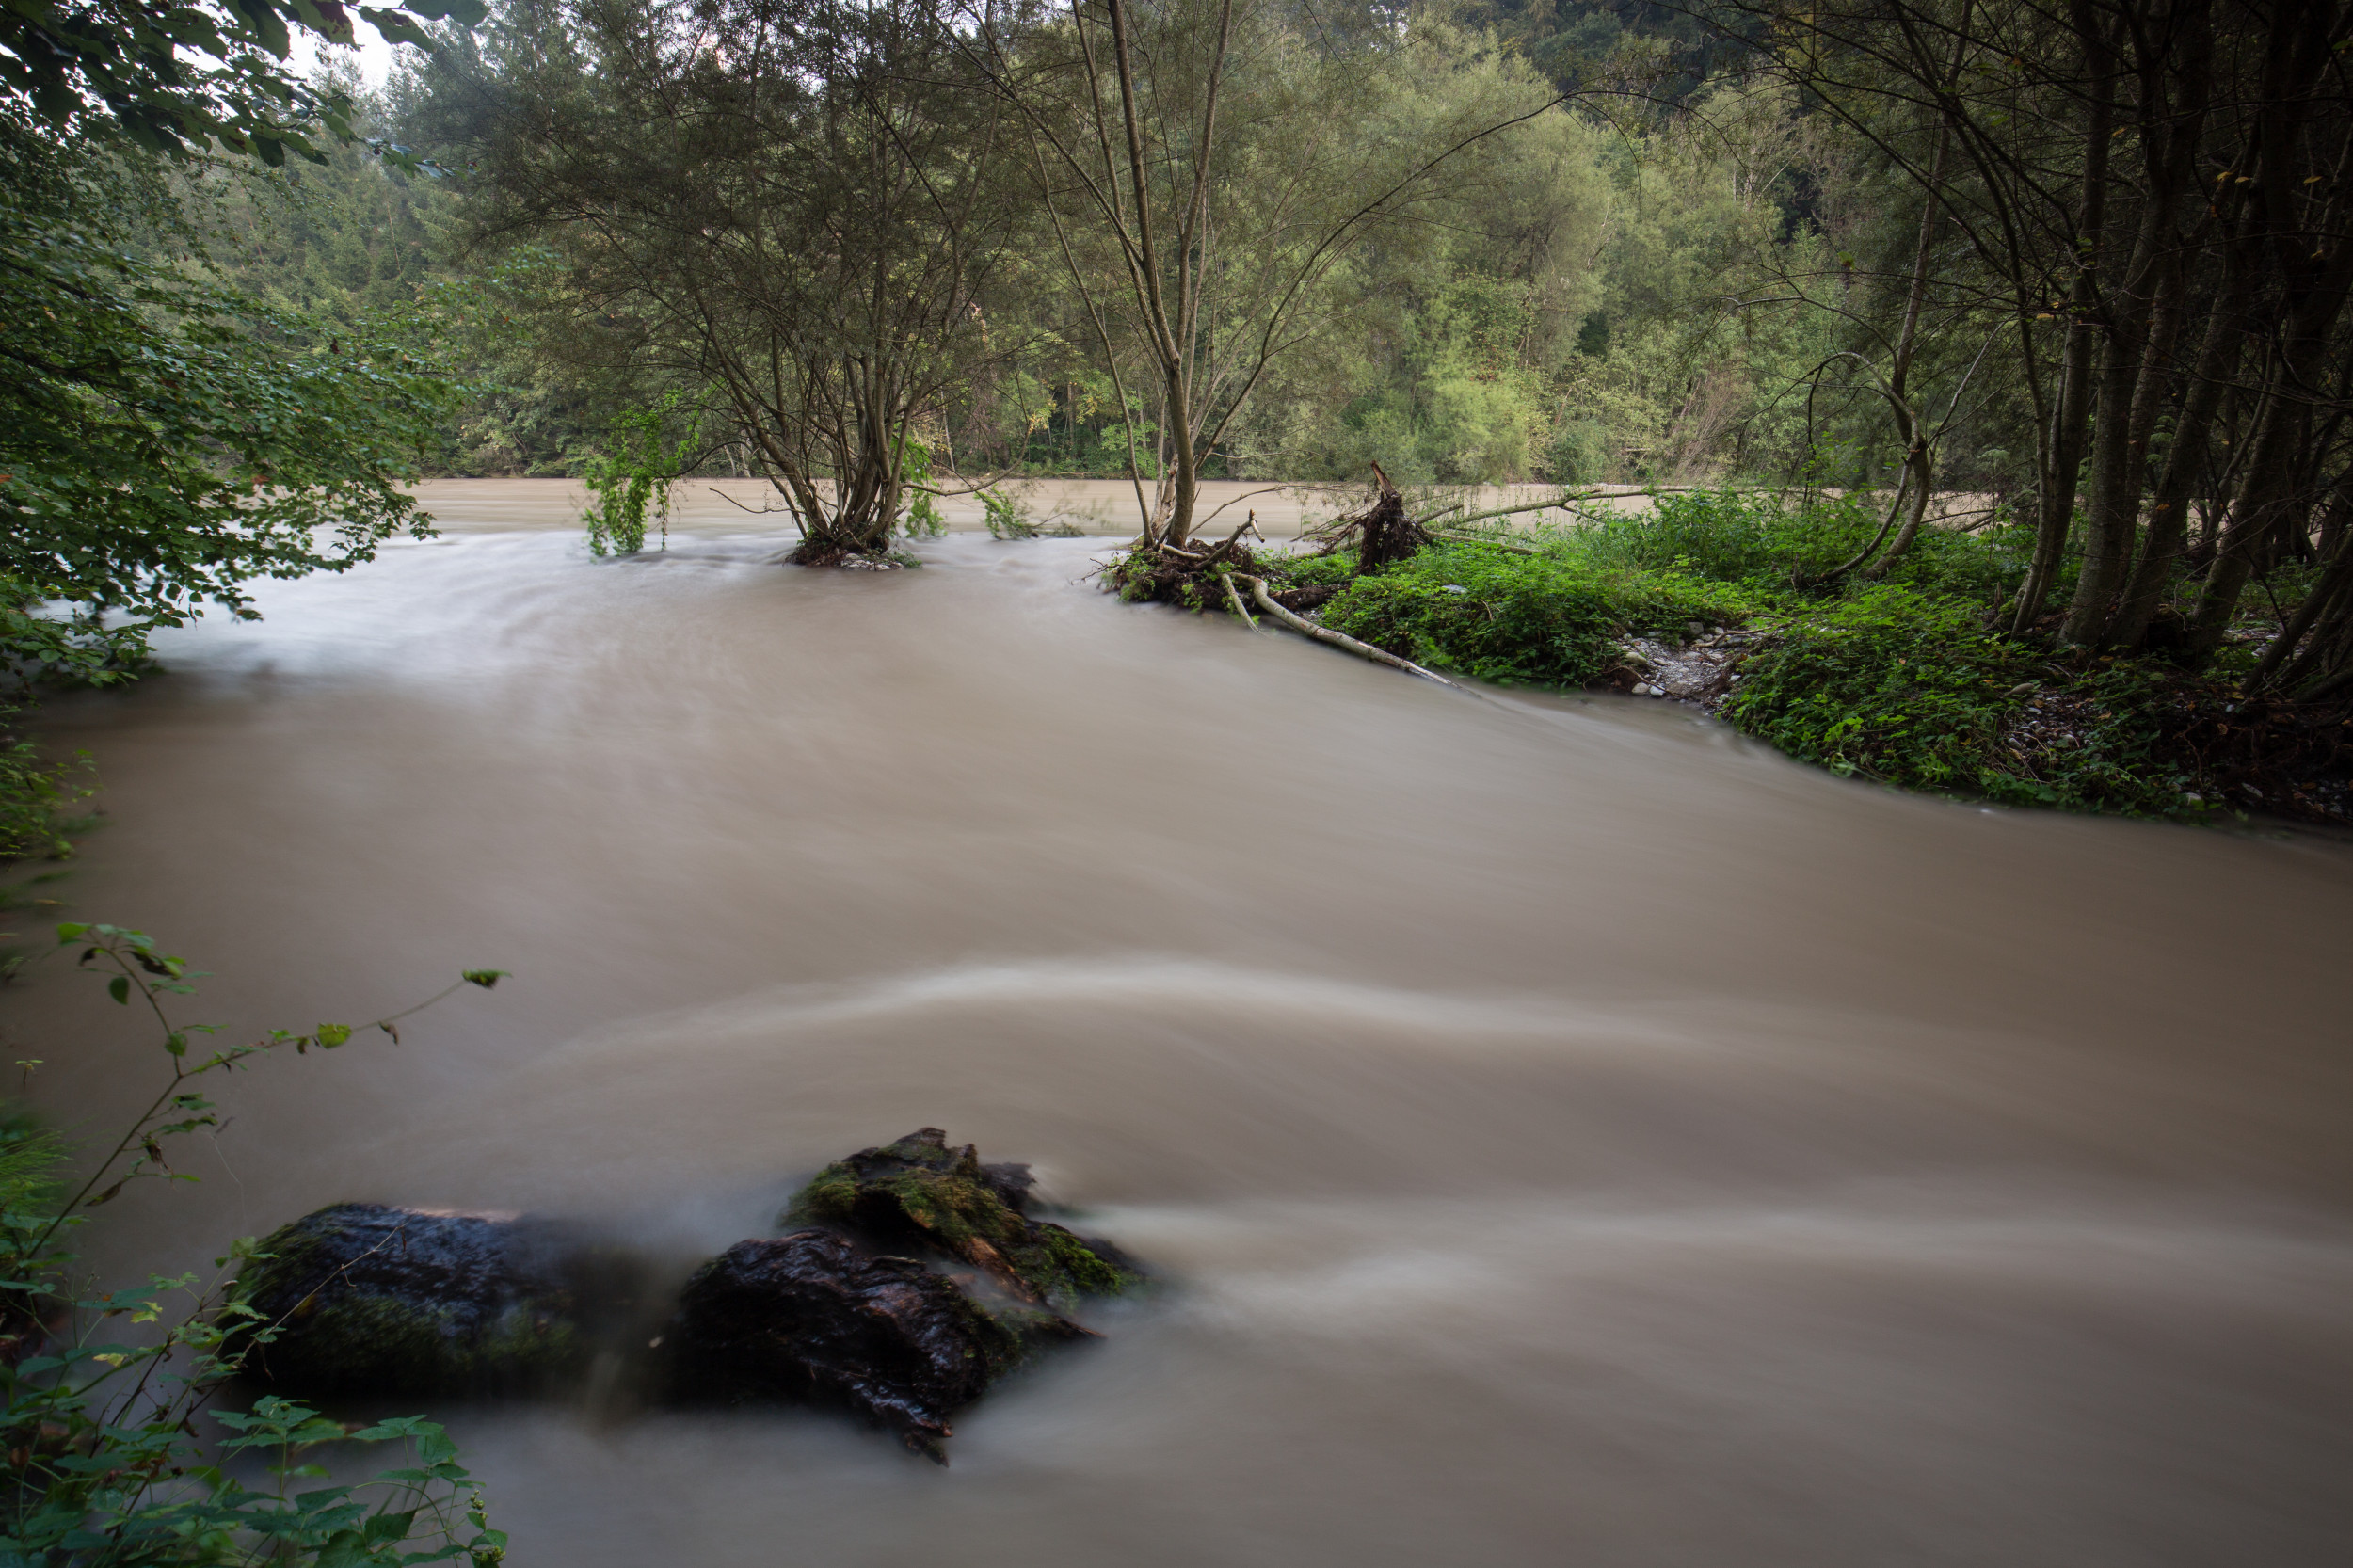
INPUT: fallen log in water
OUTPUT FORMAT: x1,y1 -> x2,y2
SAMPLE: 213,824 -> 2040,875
1234,575 -> 1464,690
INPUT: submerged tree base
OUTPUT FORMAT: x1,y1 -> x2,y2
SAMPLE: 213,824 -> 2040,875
789,539 -> 916,569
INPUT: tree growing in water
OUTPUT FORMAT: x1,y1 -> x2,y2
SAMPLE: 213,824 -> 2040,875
965,0 -> 1571,547
431,0 -> 1035,562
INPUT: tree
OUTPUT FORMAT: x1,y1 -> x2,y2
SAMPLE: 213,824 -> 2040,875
0,123 -> 468,678
967,0 -> 1569,546
2,0 -> 484,161
1726,0 -> 2353,679
429,0 -> 1035,560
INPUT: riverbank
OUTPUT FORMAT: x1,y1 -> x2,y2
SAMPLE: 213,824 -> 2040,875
1116,490 -> 2353,827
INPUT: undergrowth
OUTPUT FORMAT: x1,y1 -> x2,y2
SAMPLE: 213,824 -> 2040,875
1320,543 -> 1755,688
1171,488 -> 2349,824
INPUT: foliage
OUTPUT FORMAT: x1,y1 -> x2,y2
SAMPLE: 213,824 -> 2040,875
1717,585 -> 2227,816
1576,489 -> 2024,605
0,711 -> 93,863
895,442 -> 947,541
582,393 -> 700,556
1249,493 -> 2313,820
1719,585 -> 2036,794
0,128 -> 470,680
426,0 -> 1035,558
981,490 -> 1028,539
0,0 -> 483,162
1319,539 -> 1757,688
0,924 -> 510,1566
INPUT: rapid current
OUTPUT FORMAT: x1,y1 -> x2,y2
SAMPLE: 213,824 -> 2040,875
14,480 -> 2351,1565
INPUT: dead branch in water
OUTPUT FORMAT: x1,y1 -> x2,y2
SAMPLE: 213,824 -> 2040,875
1235,575 -> 1464,690
1222,572 -> 1259,630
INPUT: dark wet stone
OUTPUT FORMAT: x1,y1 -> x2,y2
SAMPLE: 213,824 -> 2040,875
667,1230 -> 1090,1459
236,1203 -> 584,1396
232,1134 -> 1146,1462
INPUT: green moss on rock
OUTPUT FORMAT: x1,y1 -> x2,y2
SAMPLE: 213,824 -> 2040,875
782,1128 -> 1143,1310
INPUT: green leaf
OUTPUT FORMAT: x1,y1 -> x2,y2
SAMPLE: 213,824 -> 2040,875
315,1023 -> 352,1048
460,969 -> 508,988
107,975 -> 130,1005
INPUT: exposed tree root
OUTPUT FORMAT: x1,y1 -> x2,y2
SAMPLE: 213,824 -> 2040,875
1105,520 -> 1273,607
1303,468 -> 1428,569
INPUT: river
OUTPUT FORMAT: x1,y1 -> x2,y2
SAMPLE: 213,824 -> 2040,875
16,481 -> 2352,1565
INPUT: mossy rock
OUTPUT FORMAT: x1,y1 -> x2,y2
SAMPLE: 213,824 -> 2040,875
782,1128 -> 1144,1311
235,1203 -> 586,1397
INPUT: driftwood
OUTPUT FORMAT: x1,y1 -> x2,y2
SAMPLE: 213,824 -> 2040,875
1221,572 -> 1260,630
1235,576 -> 1464,690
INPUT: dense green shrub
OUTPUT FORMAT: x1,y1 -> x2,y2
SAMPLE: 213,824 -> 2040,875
1273,551 -> 1363,587
1718,584 -> 2034,792
1320,541 -> 1755,687
1570,488 -> 2025,604
1577,488 -> 1849,584
1718,585 -> 2208,815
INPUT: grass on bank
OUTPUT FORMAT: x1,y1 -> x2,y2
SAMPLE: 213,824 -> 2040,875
1131,490 -> 2346,824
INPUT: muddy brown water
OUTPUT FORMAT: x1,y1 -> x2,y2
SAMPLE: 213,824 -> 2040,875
14,480 -> 2352,1566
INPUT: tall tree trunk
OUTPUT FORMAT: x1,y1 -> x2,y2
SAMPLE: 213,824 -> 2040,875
2009,3 -> 2114,633
2074,0 -> 2214,643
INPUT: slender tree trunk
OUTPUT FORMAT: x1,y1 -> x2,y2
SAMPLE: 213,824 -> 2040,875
1865,119 -> 1951,575
2014,0 -> 2115,635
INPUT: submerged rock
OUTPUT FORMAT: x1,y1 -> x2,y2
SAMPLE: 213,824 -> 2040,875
668,1230 -> 1090,1458
235,1132 -> 1145,1460
783,1127 -> 1144,1310
236,1203 -> 584,1396
665,1128 -> 1144,1458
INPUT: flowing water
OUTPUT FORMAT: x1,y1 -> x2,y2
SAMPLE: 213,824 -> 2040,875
14,481 -> 2352,1565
